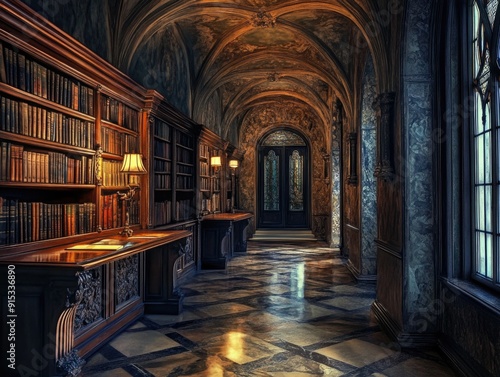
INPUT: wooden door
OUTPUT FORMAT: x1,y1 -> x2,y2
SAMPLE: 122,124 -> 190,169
258,145 -> 308,228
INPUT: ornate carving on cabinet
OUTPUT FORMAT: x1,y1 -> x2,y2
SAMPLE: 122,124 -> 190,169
373,92 -> 396,180
74,267 -> 103,332
95,145 -> 103,187
184,235 -> 193,264
115,255 -> 139,306
54,272 -> 87,376
347,132 -> 358,185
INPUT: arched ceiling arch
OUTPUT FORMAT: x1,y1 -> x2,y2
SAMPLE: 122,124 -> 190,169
107,0 -> 392,144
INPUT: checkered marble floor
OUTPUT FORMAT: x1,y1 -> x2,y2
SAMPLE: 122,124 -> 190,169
82,241 -> 457,376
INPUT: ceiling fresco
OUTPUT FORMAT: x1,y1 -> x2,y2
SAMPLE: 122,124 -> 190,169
20,0 -> 391,145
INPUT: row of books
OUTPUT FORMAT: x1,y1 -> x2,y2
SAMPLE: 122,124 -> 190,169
1,95 -> 96,149
177,163 -> 194,175
100,193 -> 139,230
0,198 -> 96,245
101,95 -> 139,132
100,193 -> 124,230
153,200 -> 172,226
0,141 -> 95,184
199,161 -> 210,177
154,119 -> 171,141
199,143 -> 210,159
213,177 -> 221,191
200,177 -> 210,191
176,147 -> 194,164
101,127 -> 138,155
101,160 -> 129,187
200,193 -> 221,213
154,172 -> 171,190
154,139 -> 171,159
175,199 -> 194,221
176,175 -> 194,190
154,158 -> 171,173
0,43 -> 95,115
176,132 -> 194,149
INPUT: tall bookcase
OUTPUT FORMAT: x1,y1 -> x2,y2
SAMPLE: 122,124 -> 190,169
198,126 -> 226,214
0,4 -> 148,254
144,90 -> 200,277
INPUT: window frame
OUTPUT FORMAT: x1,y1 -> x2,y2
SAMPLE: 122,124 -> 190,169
467,0 -> 500,292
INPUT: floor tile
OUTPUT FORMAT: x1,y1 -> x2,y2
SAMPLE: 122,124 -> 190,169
315,338 -> 396,368
199,331 -> 285,364
320,296 -> 375,311
262,321 -> 341,346
109,330 -> 180,357
252,354 -> 344,376
196,302 -> 255,317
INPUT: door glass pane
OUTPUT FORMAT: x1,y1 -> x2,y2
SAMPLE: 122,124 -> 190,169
289,150 -> 304,211
264,150 -> 279,211
262,130 -> 306,146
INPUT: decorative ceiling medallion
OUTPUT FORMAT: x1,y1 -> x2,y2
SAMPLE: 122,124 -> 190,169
267,72 -> 281,82
251,9 -> 276,28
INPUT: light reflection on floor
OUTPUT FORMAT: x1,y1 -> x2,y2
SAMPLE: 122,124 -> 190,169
82,241 -> 457,377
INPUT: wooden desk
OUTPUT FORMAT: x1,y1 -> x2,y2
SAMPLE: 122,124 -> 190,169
0,230 -> 191,377
201,212 -> 253,269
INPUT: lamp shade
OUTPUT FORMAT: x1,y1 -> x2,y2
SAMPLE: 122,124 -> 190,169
120,154 -> 147,174
229,159 -> 239,169
210,156 -> 222,167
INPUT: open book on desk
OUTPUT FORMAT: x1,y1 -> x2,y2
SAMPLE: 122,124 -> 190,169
66,239 -> 133,251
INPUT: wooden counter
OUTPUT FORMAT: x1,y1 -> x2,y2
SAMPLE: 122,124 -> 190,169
201,212 -> 253,269
0,230 -> 191,377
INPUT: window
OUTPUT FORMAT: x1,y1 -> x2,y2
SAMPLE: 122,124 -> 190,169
470,0 -> 500,290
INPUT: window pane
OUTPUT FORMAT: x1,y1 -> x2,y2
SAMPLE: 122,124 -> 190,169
475,134 -> 484,183
476,186 -> 485,230
473,3 -> 480,74
475,93 -> 484,134
477,232 -> 486,275
485,185 -> 492,232
484,130 -> 491,183
486,233 -> 493,278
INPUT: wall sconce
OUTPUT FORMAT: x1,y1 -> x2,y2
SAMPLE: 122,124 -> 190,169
118,153 -> 147,237
210,155 -> 222,174
229,159 -> 239,212
229,159 -> 239,172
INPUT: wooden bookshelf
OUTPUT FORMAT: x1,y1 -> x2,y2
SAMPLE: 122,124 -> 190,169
0,1 -> 157,376
198,126 -> 226,215
143,89 -> 201,278
0,0 -> 151,253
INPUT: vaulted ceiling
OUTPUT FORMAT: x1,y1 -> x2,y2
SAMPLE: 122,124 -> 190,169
22,0 -> 395,144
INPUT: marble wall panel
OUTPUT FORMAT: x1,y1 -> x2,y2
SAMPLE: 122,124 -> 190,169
360,57 -> 377,276
404,81 -> 435,330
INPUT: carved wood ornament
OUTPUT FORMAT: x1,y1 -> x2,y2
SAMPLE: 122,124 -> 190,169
373,92 -> 396,180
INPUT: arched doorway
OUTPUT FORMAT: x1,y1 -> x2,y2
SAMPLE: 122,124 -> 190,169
257,129 -> 310,229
